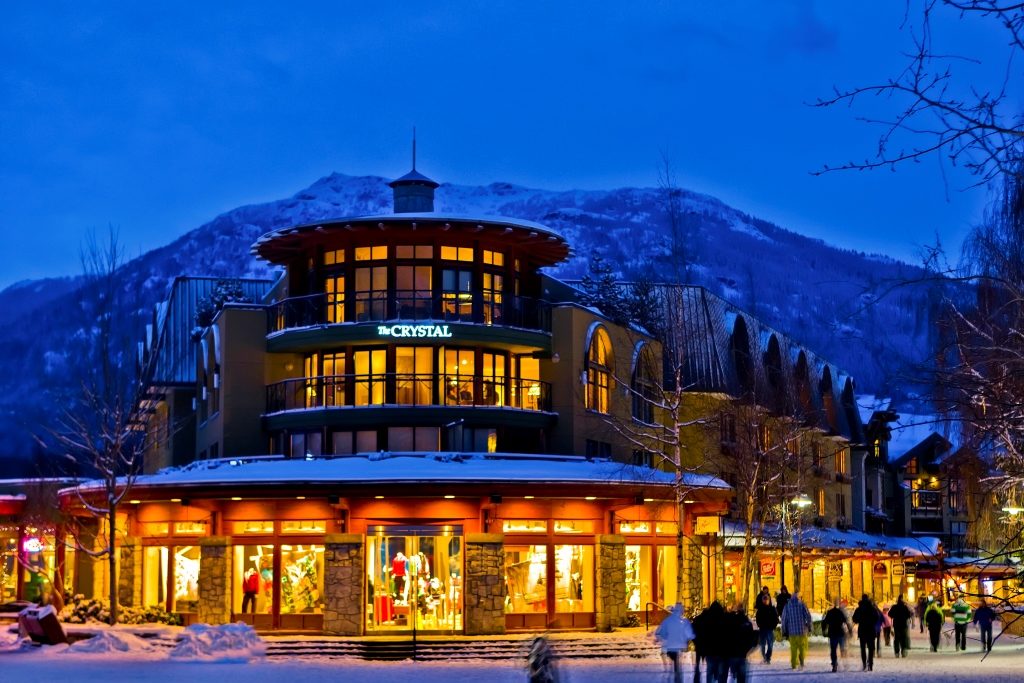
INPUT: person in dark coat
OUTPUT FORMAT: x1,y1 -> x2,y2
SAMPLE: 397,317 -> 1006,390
726,602 -> 756,683
822,600 -> 853,673
887,595 -> 913,657
692,601 -> 729,683
526,636 -> 558,683
852,594 -> 879,671
916,595 -> 928,634
754,591 -> 779,664
973,599 -> 999,653
776,585 -> 791,618
924,598 -> 945,652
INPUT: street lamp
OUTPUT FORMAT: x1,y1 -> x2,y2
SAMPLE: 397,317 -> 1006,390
779,493 -> 814,590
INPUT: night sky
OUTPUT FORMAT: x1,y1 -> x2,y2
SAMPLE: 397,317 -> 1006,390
0,2 -> 1015,289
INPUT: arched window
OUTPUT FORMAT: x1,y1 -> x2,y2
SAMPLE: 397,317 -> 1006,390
632,342 -> 658,423
585,325 -> 613,413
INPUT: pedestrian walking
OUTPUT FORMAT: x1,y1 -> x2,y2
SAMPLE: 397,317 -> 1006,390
754,591 -> 779,664
873,600 -> 885,658
852,594 -> 879,671
924,598 -> 945,652
780,589 -> 812,670
693,601 -> 728,683
655,603 -> 695,683
776,585 -> 791,619
822,600 -> 853,673
526,636 -> 558,683
726,602 -> 756,683
952,596 -> 972,651
887,595 -> 913,657
881,603 -> 893,649
916,595 -> 928,634
973,599 -> 999,653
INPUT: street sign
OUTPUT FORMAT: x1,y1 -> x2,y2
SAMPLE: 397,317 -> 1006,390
695,516 -> 723,535
760,558 -> 776,576
892,563 -> 905,577
873,561 -> 888,577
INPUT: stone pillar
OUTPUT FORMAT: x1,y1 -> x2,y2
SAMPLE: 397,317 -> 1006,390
683,535 -> 704,611
117,537 -> 142,608
198,536 -> 232,625
323,533 -> 365,636
464,533 -> 505,635
595,534 -> 626,631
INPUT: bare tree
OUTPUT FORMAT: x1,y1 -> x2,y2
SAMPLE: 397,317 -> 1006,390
46,227 -> 147,625
814,1 -> 1023,185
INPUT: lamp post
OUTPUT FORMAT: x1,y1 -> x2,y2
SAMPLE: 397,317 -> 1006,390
779,493 -> 813,591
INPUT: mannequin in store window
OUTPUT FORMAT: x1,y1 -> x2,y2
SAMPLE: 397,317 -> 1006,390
242,568 -> 259,614
392,552 -> 408,603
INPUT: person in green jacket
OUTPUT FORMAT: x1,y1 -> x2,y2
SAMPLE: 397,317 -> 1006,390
951,596 -> 972,651
924,598 -> 945,652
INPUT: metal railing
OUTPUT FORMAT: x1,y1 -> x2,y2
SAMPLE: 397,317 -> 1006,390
645,601 -> 670,631
266,373 -> 552,413
267,291 -> 552,334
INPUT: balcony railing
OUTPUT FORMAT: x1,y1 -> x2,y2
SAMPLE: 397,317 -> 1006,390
267,291 -> 551,334
911,490 -> 942,515
266,373 -> 552,414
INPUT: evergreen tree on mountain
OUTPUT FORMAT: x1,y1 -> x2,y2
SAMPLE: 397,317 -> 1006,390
578,251 -> 629,325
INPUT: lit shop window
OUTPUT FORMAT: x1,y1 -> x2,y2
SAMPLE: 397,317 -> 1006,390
233,544 -> 275,615
173,521 -> 208,535
395,346 -> 433,405
354,349 -> 386,405
280,520 -> 326,534
585,326 -> 613,414
656,546 -> 679,606
505,545 -> 548,614
139,522 -> 170,536
625,546 -> 652,611
553,520 -> 595,534
143,546 -> 169,608
617,521 -> 651,534
1,532 -> 17,602
554,544 -> 594,612
502,520 -> 548,533
655,522 -> 678,535
232,520 -> 275,534
172,545 -> 201,613
20,530 -> 55,605
279,544 -> 324,615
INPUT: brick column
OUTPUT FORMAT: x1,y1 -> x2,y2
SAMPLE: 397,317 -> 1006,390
323,533 -> 365,636
464,533 -> 505,635
595,534 -> 626,631
198,536 -> 232,625
117,537 -> 142,608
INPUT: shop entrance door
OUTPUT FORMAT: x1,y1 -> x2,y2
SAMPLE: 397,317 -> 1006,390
366,525 -> 463,633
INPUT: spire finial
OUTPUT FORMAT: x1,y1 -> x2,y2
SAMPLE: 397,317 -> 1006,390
412,126 -> 417,170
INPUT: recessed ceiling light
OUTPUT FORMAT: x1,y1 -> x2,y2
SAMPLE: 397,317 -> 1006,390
444,495 -> 455,499
375,495 -> 384,500
231,496 -> 242,501
585,496 -> 596,501
524,495 -> 535,500
296,496 -> 306,500
128,500 -> 141,505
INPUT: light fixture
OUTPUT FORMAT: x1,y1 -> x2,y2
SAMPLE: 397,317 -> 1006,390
170,498 -> 182,503
444,495 -> 455,499
296,496 -> 306,500
791,493 -> 813,509
585,496 -> 596,501
128,499 -> 141,505
375,495 -> 384,500
524,495 -> 535,500
1002,505 -> 1023,515
644,497 -> 655,502
231,496 -> 242,501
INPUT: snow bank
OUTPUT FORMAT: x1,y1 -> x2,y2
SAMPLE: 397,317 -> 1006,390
169,622 -> 266,662
67,631 -> 155,654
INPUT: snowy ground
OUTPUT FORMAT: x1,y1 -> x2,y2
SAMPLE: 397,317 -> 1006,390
1,627 -> 1023,682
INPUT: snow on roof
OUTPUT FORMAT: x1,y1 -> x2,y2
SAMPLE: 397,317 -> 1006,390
70,452 -> 730,492
887,414 -> 961,463
723,519 -> 940,557
856,394 -> 892,425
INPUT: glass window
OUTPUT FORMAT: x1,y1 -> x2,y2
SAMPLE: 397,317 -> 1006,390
415,427 -> 440,451
655,522 -> 678,535
553,520 -> 595,533
505,545 -> 547,613
441,269 -> 473,320
396,265 -> 432,319
554,545 -> 593,612
503,520 -> 548,533
356,429 -> 378,452
322,352 -> 346,407
396,346 -> 433,405
1,531 -> 17,602
585,327 -> 613,413
516,357 -> 541,411
232,520 -> 275,534
332,431 -> 353,455
324,249 -> 345,266
625,545 -> 652,611
481,352 -> 505,406
172,521 -> 208,535
656,545 -> 678,606
140,522 -> 170,536
325,276 -> 345,323
143,546 -> 169,608
172,545 -> 201,613
482,271 -> 503,324
482,249 -> 504,266
444,348 -> 475,405
632,344 -> 658,424
354,349 -> 386,405
355,245 -> 388,261
280,544 -> 324,614
618,521 -> 651,534
233,544 -> 274,615
441,246 -> 473,262
396,245 -> 433,259
20,531 -> 55,604
355,266 -> 388,321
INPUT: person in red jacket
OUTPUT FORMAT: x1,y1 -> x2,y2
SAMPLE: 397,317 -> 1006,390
242,567 -> 260,613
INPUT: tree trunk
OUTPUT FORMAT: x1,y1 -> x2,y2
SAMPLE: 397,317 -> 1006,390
675,461 -> 686,610
107,505 -> 118,626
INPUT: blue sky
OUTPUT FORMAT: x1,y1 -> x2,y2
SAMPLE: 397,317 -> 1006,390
0,2 -> 1015,289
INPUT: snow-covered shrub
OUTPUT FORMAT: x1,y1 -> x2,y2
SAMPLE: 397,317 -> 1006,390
169,622 -> 266,662
59,594 -> 182,625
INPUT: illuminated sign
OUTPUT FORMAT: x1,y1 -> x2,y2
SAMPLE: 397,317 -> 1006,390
377,324 -> 452,339
694,516 -> 723,535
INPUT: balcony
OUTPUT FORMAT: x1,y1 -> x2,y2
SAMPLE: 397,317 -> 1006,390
265,373 -> 552,414
267,292 -> 552,335
911,490 -> 943,516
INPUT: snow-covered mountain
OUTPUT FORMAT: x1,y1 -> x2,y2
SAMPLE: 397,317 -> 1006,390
0,172 -> 942,465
